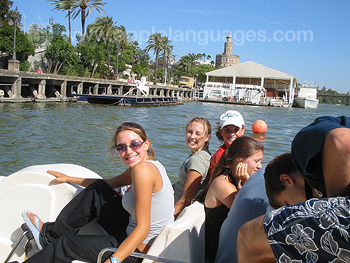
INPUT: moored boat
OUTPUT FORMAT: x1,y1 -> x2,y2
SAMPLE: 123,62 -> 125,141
293,82 -> 319,109
73,77 -> 183,107
73,94 -> 183,106
202,82 -> 267,105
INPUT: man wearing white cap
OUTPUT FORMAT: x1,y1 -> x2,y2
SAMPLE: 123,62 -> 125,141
208,110 -> 245,175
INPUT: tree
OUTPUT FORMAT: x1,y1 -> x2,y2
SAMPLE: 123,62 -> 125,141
116,25 -> 132,57
0,0 -> 13,22
47,0 -> 75,44
145,33 -> 164,82
89,16 -> 117,68
0,23 -> 35,62
175,53 -> 200,77
132,44 -> 150,79
0,5 -> 34,69
27,23 -> 51,47
70,0 -> 106,40
176,55 -> 191,76
159,36 -> 173,83
191,64 -> 216,84
44,23 -> 76,74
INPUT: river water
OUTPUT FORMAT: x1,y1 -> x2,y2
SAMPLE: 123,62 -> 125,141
0,102 -> 348,181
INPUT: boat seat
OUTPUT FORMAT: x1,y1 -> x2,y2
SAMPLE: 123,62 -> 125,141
141,201 -> 205,263
0,164 -> 102,263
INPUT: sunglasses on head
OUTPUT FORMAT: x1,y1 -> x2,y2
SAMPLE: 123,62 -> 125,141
115,141 -> 144,152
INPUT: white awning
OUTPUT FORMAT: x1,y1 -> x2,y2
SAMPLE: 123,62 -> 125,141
206,61 -> 296,80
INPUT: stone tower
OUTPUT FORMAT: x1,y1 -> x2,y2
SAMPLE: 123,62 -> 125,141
216,34 -> 240,68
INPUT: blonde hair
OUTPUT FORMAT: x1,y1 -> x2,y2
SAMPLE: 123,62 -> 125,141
186,117 -> 211,150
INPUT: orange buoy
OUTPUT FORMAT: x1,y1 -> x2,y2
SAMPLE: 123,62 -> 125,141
252,120 -> 268,134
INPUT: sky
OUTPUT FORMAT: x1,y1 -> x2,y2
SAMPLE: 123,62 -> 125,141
11,0 -> 350,93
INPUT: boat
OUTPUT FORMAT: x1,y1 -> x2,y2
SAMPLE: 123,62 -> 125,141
73,77 -> 183,107
202,82 -> 266,105
0,164 -> 204,263
293,82 -> 319,109
73,94 -> 183,106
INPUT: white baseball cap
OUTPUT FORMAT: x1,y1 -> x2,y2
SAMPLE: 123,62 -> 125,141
219,110 -> 245,129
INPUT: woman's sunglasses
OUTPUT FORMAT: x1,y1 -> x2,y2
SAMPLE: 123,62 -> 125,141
115,141 -> 144,152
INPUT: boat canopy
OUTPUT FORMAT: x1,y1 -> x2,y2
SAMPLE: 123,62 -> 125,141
206,61 -> 297,80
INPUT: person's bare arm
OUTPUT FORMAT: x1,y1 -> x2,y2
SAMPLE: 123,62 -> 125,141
323,127 -> 350,197
48,168 -> 132,189
104,162 -> 154,262
47,170 -> 98,187
237,215 -> 275,263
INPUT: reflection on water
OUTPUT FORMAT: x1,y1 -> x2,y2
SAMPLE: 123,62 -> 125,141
0,102 -> 348,182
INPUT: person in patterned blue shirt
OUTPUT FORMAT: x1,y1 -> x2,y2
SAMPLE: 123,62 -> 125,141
236,116 -> 350,263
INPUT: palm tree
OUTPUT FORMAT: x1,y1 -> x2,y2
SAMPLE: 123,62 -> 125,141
159,36 -> 173,83
89,16 -> 118,68
145,33 -> 164,82
178,55 -> 191,75
47,0 -> 75,44
116,25 -> 133,57
70,0 -> 106,40
188,53 -> 198,72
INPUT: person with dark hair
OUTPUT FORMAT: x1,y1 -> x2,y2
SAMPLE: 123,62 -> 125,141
237,116 -> 350,263
263,152 -> 306,208
199,136 -> 264,262
21,122 -> 174,263
173,117 -> 212,217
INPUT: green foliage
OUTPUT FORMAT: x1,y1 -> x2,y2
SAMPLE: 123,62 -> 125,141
89,16 -> 118,67
132,64 -> 148,78
19,60 -> 30,71
0,0 -> 13,21
318,86 -> 345,104
27,23 -> 51,48
192,64 -> 216,84
94,64 -> 112,79
76,39 -> 106,77
69,0 -> 107,39
0,23 -> 35,67
44,23 -> 76,74
32,60 -> 42,72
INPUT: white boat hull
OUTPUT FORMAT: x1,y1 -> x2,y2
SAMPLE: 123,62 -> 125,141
0,164 -> 103,263
293,97 -> 319,109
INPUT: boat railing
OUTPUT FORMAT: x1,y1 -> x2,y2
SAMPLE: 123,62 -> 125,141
204,82 -> 230,88
97,247 -> 186,263
231,84 -> 265,91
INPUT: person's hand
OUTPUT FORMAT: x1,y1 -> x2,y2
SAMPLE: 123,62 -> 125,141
47,170 -> 71,184
235,162 -> 250,188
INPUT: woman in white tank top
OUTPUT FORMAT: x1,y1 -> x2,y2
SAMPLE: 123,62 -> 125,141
21,122 -> 174,263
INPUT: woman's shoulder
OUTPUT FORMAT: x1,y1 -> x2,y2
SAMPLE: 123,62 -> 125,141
211,174 -> 233,190
212,174 -> 228,183
194,149 -> 211,159
133,160 -> 161,174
